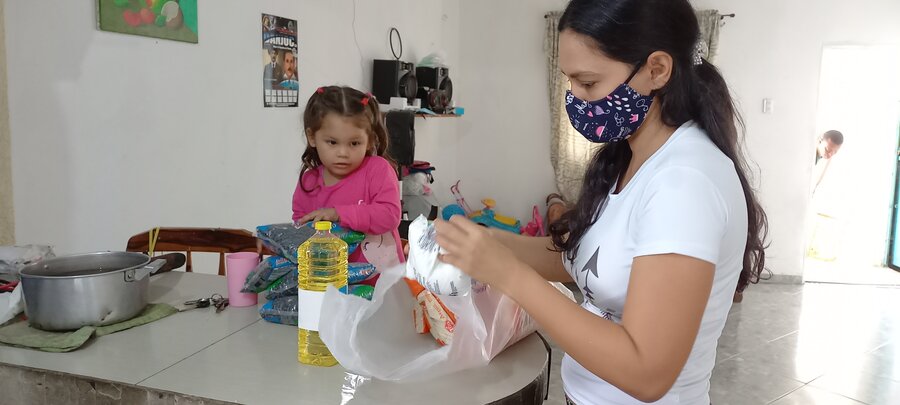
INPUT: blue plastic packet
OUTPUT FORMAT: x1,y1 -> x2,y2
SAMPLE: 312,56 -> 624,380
259,296 -> 298,326
241,256 -> 294,293
349,284 -> 375,301
348,262 -> 377,284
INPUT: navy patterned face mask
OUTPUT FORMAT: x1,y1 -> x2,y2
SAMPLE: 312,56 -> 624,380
565,65 -> 654,143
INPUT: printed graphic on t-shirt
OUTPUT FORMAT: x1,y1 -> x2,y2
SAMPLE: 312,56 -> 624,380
579,247 -> 600,302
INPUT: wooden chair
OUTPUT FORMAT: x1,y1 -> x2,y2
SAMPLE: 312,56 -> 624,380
126,228 -> 272,276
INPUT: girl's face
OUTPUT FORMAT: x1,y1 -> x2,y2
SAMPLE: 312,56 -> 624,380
558,30 -> 654,101
307,113 -> 370,180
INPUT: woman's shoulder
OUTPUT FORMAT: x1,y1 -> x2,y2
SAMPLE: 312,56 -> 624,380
643,125 -> 743,202
656,123 -> 734,176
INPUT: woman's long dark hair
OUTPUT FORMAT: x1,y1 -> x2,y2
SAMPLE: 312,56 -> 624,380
299,85 -> 394,193
549,0 -> 768,292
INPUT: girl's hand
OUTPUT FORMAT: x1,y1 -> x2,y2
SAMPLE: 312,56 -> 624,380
434,216 -> 525,292
299,208 -> 340,224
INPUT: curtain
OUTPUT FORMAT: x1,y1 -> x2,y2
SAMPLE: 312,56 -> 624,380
695,9 -> 722,62
545,11 -> 601,203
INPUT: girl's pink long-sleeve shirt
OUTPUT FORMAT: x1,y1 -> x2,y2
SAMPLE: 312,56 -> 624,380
292,156 -> 404,264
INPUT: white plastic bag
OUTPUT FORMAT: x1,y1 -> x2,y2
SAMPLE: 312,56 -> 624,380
0,284 -> 24,325
319,264 -> 574,382
405,215 -> 474,296
0,245 -> 54,275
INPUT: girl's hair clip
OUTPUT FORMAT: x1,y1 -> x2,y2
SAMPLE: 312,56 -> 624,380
361,95 -> 370,106
316,87 -> 325,94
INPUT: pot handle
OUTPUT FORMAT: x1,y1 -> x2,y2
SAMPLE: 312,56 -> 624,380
125,259 -> 167,282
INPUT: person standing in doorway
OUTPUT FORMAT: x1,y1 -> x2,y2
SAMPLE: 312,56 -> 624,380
808,130 -> 845,260
816,130 -> 844,163
813,130 -> 844,193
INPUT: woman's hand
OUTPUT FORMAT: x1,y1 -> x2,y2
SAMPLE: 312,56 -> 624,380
298,208 -> 340,224
434,216 -> 525,292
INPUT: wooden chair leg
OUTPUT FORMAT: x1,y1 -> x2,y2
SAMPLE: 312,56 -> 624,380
218,252 -> 226,276
186,250 -> 193,273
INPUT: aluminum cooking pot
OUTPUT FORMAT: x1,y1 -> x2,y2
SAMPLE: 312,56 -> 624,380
19,252 -> 166,331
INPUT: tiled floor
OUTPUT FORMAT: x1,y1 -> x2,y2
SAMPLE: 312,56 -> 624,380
804,260 -> 900,286
543,281 -> 900,404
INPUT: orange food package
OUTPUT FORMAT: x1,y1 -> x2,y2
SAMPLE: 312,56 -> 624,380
404,278 -> 457,346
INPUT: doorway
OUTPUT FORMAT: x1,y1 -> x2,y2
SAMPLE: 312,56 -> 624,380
804,45 -> 900,285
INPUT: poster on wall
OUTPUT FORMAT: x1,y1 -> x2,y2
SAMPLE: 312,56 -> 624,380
262,14 -> 299,108
97,0 -> 199,43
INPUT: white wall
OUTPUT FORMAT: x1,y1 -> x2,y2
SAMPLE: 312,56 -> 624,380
454,0 -> 568,224
690,0 -> 900,277
0,0 -> 13,245
6,0 -> 458,258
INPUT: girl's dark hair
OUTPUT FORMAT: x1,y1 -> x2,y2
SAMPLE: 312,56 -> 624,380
300,85 -> 394,192
549,0 -> 768,292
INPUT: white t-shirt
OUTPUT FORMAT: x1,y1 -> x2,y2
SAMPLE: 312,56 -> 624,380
561,121 -> 748,405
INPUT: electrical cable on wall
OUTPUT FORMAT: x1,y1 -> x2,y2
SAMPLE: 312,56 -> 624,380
390,27 -> 403,60
352,0 -> 365,84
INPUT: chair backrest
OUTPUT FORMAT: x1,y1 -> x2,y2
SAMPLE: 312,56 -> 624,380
126,228 -> 270,276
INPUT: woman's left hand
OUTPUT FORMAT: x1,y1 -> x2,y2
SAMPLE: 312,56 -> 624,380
299,208 -> 340,224
434,216 -> 525,291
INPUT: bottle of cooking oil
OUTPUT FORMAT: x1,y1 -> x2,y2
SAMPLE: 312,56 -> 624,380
297,221 -> 348,366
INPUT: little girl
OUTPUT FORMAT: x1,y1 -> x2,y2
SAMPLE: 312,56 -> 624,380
292,85 -> 404,269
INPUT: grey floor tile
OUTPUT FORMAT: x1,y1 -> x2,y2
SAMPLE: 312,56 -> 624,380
725,333 -> 834,384
809,368 -> 900,405
716,315 -> 800,361
770,385 -> 866,405
867,343 -> 900,382
710,356 -> 804,405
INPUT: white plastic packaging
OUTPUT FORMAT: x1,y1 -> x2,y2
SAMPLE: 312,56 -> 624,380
405,215 -> 473,296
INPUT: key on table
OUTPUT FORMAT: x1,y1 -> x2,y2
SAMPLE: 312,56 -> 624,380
211,294 -> 229,313
182,297 -> 211,311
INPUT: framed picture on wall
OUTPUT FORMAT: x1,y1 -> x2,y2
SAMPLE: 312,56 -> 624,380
262,14 -> 299,107
97,0 -> 199,44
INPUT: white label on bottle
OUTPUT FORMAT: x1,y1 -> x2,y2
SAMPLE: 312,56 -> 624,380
297,290 -> 325,331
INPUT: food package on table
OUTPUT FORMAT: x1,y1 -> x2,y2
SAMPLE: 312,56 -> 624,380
405,215 -> 474,296
256,222 -> 365,264
404,278 -> 456,346
241,256 -> 294,293
259,295 -> 298,326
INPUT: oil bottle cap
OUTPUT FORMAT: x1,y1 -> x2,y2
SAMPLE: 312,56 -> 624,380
314,221 -> 332,231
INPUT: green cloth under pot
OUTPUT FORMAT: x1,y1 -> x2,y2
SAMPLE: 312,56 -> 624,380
0,303 -> 178,352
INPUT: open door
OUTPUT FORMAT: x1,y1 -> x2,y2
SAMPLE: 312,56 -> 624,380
888,128 -> 900,272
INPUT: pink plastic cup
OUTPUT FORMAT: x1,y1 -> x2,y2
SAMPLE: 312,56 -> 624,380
225,252 -> 260,307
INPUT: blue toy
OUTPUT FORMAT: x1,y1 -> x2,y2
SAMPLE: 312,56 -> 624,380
441,204 -> 467,221
441,181 -> 522,233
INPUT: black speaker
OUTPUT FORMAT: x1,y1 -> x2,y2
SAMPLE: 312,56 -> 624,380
385,110 -> 415,167
416,66 -> 448,89
373,60 -> 418,104
416,66 -> 453,113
